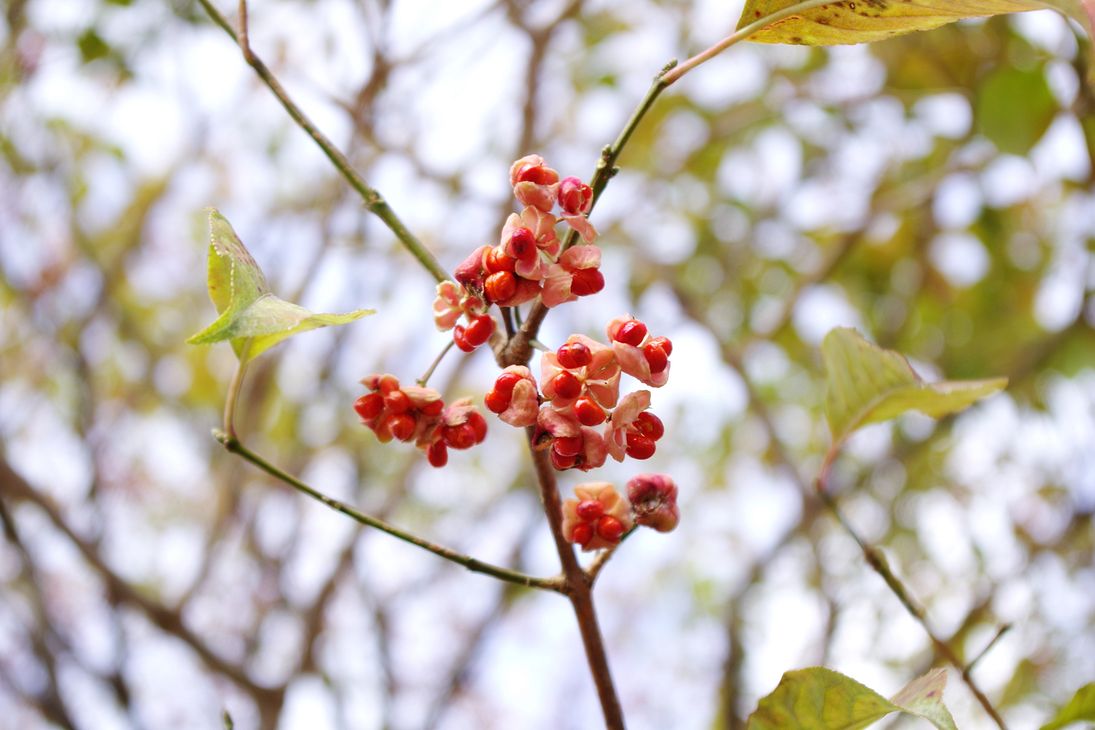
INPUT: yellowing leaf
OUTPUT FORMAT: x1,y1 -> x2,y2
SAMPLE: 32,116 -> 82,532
890,668 -> 958,730
747,667 -> 959,730
736,0 -> 1094,49
187,209 -> 374,363
1041,683 -> 1095,730
822,327 -> 1006,448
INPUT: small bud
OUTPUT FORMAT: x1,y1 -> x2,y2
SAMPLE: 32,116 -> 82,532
627,474 -> 680,532
558,176 -> 593,215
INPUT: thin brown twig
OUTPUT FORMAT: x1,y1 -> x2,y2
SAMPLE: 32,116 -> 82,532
814,483 -> 1009,729
526,435 -> 626,729
196,0 -> 448,283
216,432 -> 564,592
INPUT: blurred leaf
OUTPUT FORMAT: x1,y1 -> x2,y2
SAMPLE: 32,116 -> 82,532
747,667 -> 958,729
975,66 -> 1056,154
77,28 -> 111,64
822,327 -> 1007,448
736,0 -> 1093,49
1041,683 -> 1095,730
187,209 -> 373,363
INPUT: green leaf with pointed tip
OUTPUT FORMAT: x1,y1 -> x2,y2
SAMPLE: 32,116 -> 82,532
187,209 -> 374,363
736,0 -> 1094,51
890,668 -> 958,730
747,667 -> 960,730
747,667 -> 898,730
1041,683 -> 1095,730
822,327 -> 1006,448
203,208 -> 270,316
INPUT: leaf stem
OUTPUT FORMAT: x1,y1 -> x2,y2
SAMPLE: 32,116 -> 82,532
215,432 -> 564,592
196,0 -> 449,283
417,339 -> 455,387
661,0 -> 836,85
222,339 -> 252,441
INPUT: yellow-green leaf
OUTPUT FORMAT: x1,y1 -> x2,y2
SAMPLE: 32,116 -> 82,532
890,668 -> 958,730
822,327 -> 1007,448
747,667 -> 959,730
1041,683 -> 1095,730
736,0 -> 1094,49
187,209 -> 374,363
203,208 -> 270,317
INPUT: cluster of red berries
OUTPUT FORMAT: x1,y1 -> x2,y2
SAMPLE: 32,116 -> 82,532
482,315 -> 672,472
354,374 -> 487,468
561,475 -> 680,552
356,155 -> 681,542
432,155 -> 604,354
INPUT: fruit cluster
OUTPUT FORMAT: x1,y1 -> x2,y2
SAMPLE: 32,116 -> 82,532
485,316 -> 672,472
432,155 -> 604,353
353,374 -> 487,467
355,154 -> 680,548
561,474 -> 680,552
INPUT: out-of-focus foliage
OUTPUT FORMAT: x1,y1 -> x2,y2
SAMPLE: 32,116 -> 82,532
1,0 -> 1092,729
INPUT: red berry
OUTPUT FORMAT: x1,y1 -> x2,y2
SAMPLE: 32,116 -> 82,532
643,343 -> 668,374
634,411 -> 664,440
595,515 -> 625,542
550,448 -> 579,470
443,423 -> 477,450
419,398 -> 444,417
493,371 -> 522,395
570,268 -> 604,297
464,315 -> 494,347
387,413 -> 416,442
557,341 -> 592,369
552,371 -> 582,400
614,319 -> 648,347
377,374 -> 400,394
576,499 -> 604,521
453,325 -> 474,352
508,227 -> 537,261
570,522 -> 593,547
383,389 -> 412,414
427,440 -> 448,468
354,392 -> 384,421
484,246 -> 516,273
574,397 -> 606,426
466,412 -> 488,443
485,271 -> 517,303
484,388 -> 511,414
648,336 -> 672,356
552,435 -> 583,458
625,432 -> 656,459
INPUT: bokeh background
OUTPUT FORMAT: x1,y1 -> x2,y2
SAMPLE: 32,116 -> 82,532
1,0 -> 1093,728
